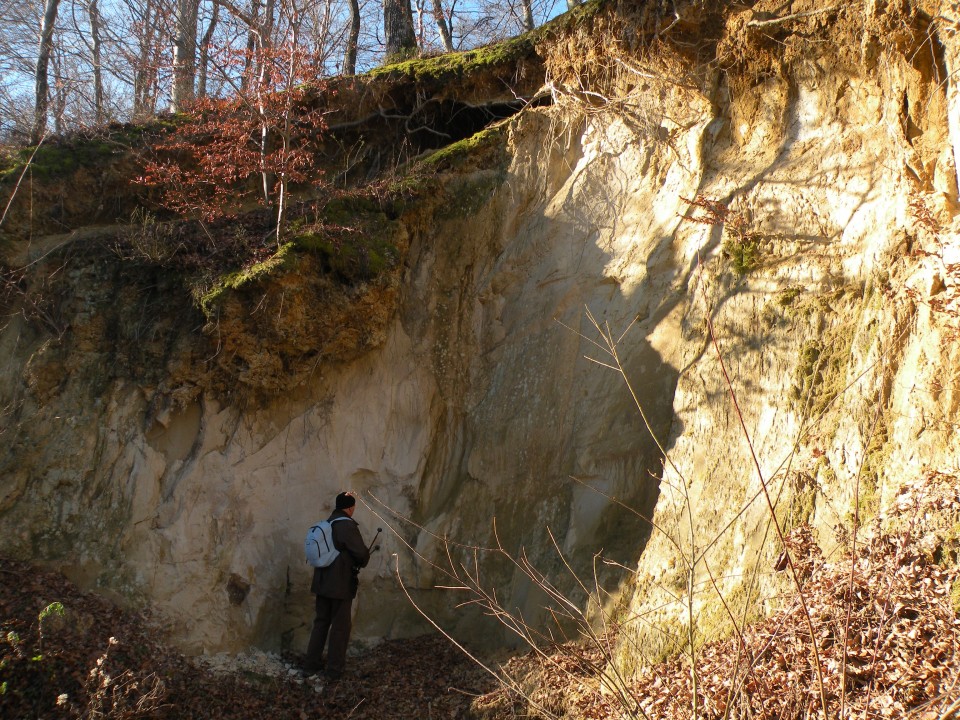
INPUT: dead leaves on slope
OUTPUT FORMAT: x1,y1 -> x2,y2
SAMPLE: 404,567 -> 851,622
474,474 -> 960,720
629,530 -> 960,720
0,559 -> 494,719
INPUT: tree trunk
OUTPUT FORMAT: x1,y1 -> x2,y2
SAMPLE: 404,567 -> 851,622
32,0 -> 61,143
245,0 -> 276,90
261,0 -> 276,82
241,0 -> 261,92
521,0 -> 534,32
430,0 -> 452,51
262,0 -> 276,44
170,0 -> 200,111
343,0 -> 360,75
133,0 -> 160,118
50,51 -> 67,133
198,1 -> 220,98
312,0 -> 334,67
414,0 -> 425,49
274,9 -> 302,243
87,0 -> 105,123
383,0 -> 416,63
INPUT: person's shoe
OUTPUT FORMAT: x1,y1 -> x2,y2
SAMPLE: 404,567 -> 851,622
323,669 -> 343,681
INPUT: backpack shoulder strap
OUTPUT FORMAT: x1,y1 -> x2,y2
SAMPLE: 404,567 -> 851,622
327,516 -> 351,551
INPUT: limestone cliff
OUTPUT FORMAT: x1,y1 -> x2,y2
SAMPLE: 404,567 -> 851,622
1,0 -> 959,669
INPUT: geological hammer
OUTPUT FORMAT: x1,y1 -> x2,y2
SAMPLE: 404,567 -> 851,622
368,527 -> 382,554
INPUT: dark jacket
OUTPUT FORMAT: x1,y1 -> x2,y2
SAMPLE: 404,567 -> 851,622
310,510 -> 370,600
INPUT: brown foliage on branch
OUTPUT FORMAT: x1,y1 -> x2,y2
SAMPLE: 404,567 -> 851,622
137,44 -> 331,229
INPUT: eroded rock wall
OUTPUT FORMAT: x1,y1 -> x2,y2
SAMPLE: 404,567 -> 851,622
0,102 -> 687,653
1,0 -> 959,663
609,0 -> 960,672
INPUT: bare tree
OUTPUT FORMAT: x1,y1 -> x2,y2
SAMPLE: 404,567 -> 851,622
240,0 -> 261,90
521,0 -> 533,32
262,0 -> 277,64
241,0 -> 277,92
343,0 -> 360,74
383,0 -> 416,62
33,0 -> 62,142
431,0 -> 453,51
0,0 -> 561,139
197,0 -> 220,97
303,0 -> 335,68
48,34 -> 70,132
91,4 -> 105,121
171,0 -> 200,110
125,0 -> 166,118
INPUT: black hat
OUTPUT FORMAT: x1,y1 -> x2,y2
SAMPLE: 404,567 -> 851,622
335,492 -> 356,510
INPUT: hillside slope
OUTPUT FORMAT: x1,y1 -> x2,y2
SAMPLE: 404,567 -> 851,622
1,2 -> 959,705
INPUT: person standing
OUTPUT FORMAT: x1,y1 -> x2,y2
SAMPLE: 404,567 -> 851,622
304,491 -> 370,679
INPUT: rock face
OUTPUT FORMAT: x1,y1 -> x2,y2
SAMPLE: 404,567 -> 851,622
2,0 -> 960,664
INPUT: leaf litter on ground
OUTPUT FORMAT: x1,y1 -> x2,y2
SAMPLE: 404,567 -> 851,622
0,558 -> 495,719
3,472 -> 960,719
472,471 -> 960,719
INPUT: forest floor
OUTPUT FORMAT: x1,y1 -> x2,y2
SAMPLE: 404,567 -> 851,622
0,557 -> 496,719
4,485 -> 960,720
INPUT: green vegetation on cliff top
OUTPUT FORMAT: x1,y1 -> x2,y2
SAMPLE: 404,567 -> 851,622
368,0 -> 605,83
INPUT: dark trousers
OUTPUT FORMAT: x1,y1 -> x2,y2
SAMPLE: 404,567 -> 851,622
305,595 -> 353,674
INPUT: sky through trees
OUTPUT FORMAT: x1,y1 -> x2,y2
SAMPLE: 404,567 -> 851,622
1,0 -> 570,139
